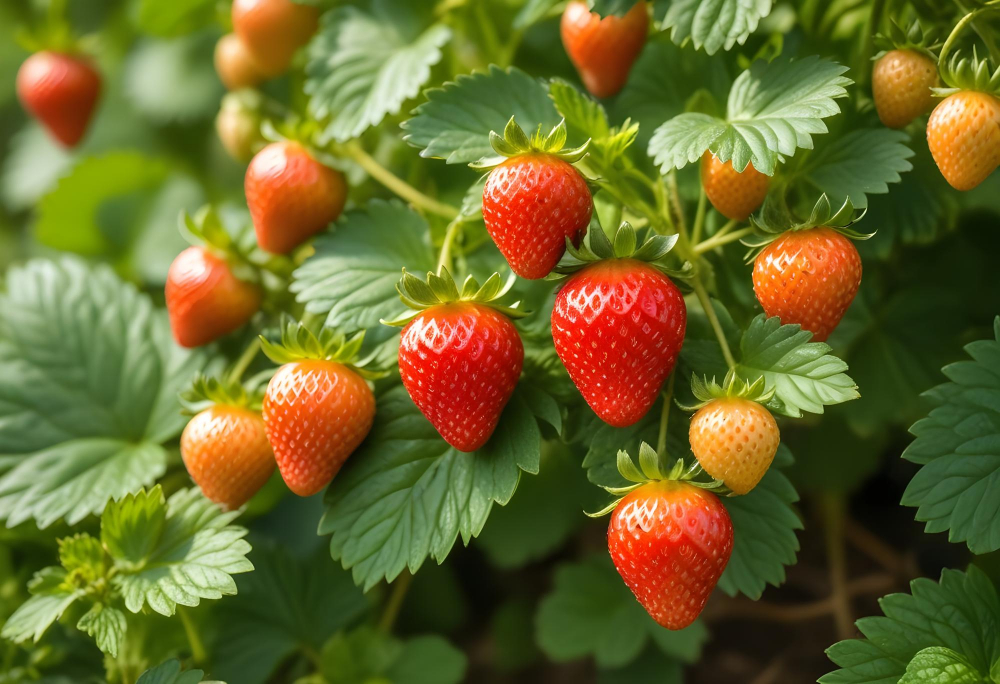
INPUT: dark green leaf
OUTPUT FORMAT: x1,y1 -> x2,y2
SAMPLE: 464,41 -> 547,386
136,659 -> 219,684
801,128 -> 914,209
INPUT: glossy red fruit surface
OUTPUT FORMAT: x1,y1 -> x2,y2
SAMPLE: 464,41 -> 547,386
561,0 -> 649,97
399,303 -> 523,452
17,51 -> 101,148
552,259 -> 686,427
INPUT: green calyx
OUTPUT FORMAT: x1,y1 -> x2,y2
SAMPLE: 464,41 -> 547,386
741,193 -> 871,259
180,373 -> 263,414
469,117 -> 590,170
182,205 -> 297,283
586,442 -> 726,518
259,317 -> 388,380
936,48 -> 1000,96
678,370 -> 775,412
873,19 -> 941,62
553,221 -> 689,278
381,268 -> 528,327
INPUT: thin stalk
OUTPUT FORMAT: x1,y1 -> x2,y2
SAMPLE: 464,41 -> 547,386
693,226 -> 754,254
667,171 -> 688,237
437,217 -> 465,273
228,338 -> 261,383
178,607 -> 207,666
939,9 -> 985,68
820,494 -> 854,640
691,277 -> 736,370
691,188 -> 708,244
378,570 -> 413,634
656,373 -> 676,457
955,0 -> 1000,64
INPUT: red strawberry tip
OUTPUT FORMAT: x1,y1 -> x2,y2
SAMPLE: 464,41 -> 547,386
742,193 -> 872,263
381,267 -> 528,327
259,317 -> 388,379
554,220 -> 686,278
470,116 -> 590,170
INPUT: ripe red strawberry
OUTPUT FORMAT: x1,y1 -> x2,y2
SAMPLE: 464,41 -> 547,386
165,246 -> 261,348
689,397 -> 779,495
232,0 -> 319,77
552,258 -> 686,427
927,90 -> 1000,191
245,140 -> 347,254
181,404 -> 275,510
608,479 -> 733,630
872,49 -> 938,129
17,51 -> 101,148
561,0 -> 649,98
215,33 -> 265,91
752,227 -> 861,342
261,325 -> 378,496
393,269 -> 525,452
700,151 -> 769,221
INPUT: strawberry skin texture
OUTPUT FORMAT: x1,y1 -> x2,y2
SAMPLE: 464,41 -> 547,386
262,360 -> 375,497
561,0 -> 649,98
752,227 -> 861,342
245,141 -> 347,254
17,51 -> 101,148
165,246 -> 261,348
231,0 -> 319,77
927,91 -> 1000,191
482,154 -> 593,280
399,303 -> 523,452
872,49 -> 938,129
689,398 -> 780,495
181,405 -> 275,510
700,152 -> 769,221
608,480 -> 733,630
215,33 -> 264,91
552,259 -> 686,427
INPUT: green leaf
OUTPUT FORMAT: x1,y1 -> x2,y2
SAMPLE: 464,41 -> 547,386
402,65 -> 561,164
76,603 -> 127,657
58,533 -> 106,582
822,567 -> 1000,683
137,658 -> 219,684
800,128 -> 914,209
0,568 -> 81,644
590,0 -> 641,16
35,152 -> 170,255
899,647 -> 984,684
320,384 -> 542,591
901,318 -> 1000,554
0,124 -> 73,213
125,34 -> 223,124
101,487 -> 168,565
384,635 -> 468,684
535,555 -> 708,668
212,543 -> 368,684
661,0 -> 773,55
306,1 -> 450,143
736,315 -> 859,418
0,259 -> 209,529
320,626 -> 467,684
110,487 -> 253,617
648,56 -> 851,175
291,200 -> 436,329
133,0 -> 216,37
597,647 -> 683,684
549,79 -> 610,141
514,0 -> 560,29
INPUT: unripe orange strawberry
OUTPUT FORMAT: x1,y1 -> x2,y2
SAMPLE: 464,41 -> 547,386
689,398 -> 779,495
872,49 -> 938,129
232,0 -> 319,77
700,152 -> 769,221
927,90 -> 1000,191
181,405 -> 275,510
214,33 -> 265,91
561,1 -> 649,98
752,227 -> 862,342
17,51 -> 101,148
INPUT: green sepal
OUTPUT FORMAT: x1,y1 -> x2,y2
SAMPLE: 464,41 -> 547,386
381,268 -> 528,327
180,206 -> 294,284
677,369 -> 775,412
259,317 -> 389,380
552,221 -> 685,277
180,373 -> 263,414
741,193 -> 871,261
873,19 -> 941,62
936,47 -> 1000,96
469,117 -> 590,170
585,441 -> 727,518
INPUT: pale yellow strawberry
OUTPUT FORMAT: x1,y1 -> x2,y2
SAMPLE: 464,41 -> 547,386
872,49 -> 938,129
689,397 -> 779,495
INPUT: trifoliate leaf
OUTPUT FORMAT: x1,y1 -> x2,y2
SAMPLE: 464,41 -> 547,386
125,34 -> 222,123
736,315 -> 859,418
212,544 -> 368,684
661,0 -> 773,55
136,658 -> 220,684
306,1 -> 450,143
133,0 -> 216,37
535,555 -> 708,668
110,487 -> 253,617
822,567 -> 1000,683
0,568 -> 82,644
898,647 -> 983,684
402,65 -> 561,164
901,317 -> 1000,554
76,603 -> 127,657
800,128 -> 914,209
649,56 -> 851,175
320,385 -> 542,591
0,259 -> 209,529
291,200 -> 435,330
319,626 -> 467,684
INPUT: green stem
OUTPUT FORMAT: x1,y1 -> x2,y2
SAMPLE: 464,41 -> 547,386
228,338 -> 261,384
939,9 -> 984,68
178,607 -> 207,666
691,188 -> 708,244
656,373 -> 676,457
691,277 -> 736,370
693,226 -> 754,254
667,171 -> 688,237
955,0 -> 1000,64
820,493 -> 854,640
378,570 -> 413,634
436,217 -> 465,274
342,141 -> 459,220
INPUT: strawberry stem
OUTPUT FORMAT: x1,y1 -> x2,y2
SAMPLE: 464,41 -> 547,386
691,187 -> 708,244
939,8 -> 988,70
693,226 -> 754,254
692,277 -> 737,370
228,338 -> 261,384
378,569 -> 413,634
436,216 -> 466,273
178,606 -> 207,667
656,373 -> 676,458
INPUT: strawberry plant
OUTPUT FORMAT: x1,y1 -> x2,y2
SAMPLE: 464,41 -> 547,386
1,0 -> 1000,682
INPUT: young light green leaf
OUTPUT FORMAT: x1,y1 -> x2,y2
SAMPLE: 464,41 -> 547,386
402,65 -> 562,164
137,658 -> 220,684
901,317 -> 1000,554
801,128 -> 914,209
649,57 -> 851,175
320,385 -> 542,591
661,0 -> 773,55
306,2 -> 450,142
898,647 -> 983,684
0,259 -> 209,529
0,568 -> 82,645
736,315 -> 859,418
536,555 -> 708,668
291,200 -> 436,329
822,567 -> 1000,683
76,603 -> 127,658
102,486 -> 168,565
